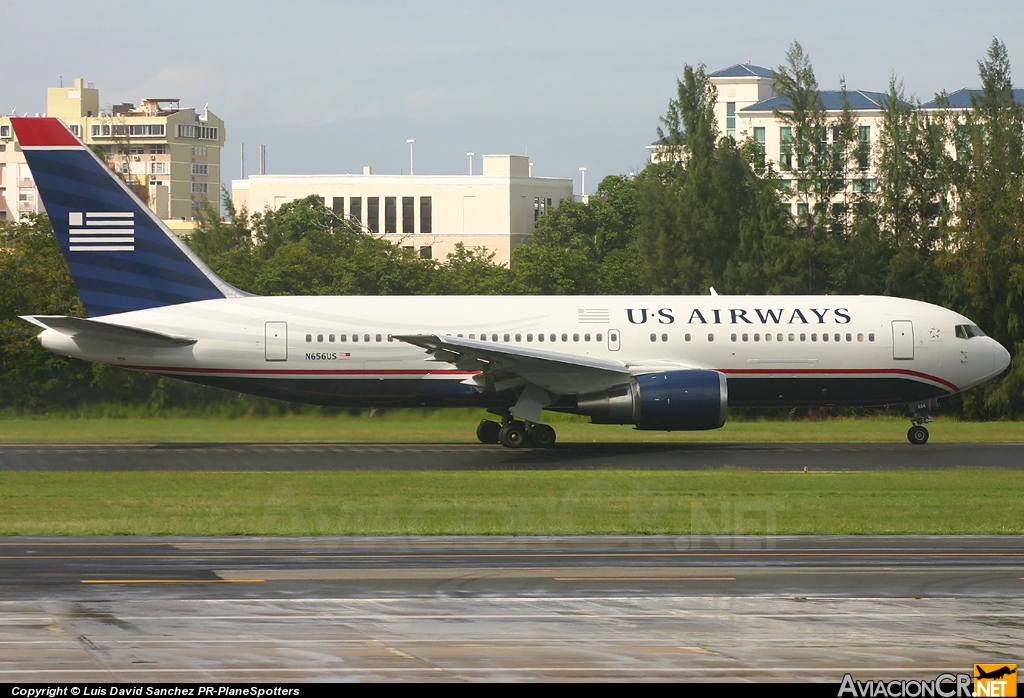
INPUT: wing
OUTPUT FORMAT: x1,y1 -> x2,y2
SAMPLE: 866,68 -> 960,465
394,334 -> 631,396
22,315 -> 198,347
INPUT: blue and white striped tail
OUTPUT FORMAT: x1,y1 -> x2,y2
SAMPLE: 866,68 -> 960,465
10,117 -> 247,317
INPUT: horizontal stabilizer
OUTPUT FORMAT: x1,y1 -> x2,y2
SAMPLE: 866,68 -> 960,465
21,315 -> 197,347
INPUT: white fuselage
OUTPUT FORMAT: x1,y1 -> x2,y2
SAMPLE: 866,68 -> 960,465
37,294 -> 1010,413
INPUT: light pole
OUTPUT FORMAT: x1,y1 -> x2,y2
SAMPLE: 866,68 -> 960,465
407,139 -> 415,175
579,167 -> 587,199
466,152 -> 474,175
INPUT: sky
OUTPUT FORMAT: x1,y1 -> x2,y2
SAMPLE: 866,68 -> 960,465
4,0 -> 1022,194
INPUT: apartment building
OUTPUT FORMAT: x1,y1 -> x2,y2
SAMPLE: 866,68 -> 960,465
0,79 -> 225,225
232,155 -> 573,265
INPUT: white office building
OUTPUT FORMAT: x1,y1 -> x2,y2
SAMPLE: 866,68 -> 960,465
232,155 -> 573,266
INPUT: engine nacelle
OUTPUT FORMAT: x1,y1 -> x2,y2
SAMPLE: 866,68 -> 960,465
575,369 -> 728,431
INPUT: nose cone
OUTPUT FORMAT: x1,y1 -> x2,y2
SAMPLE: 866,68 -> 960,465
993,340 -> 1011,375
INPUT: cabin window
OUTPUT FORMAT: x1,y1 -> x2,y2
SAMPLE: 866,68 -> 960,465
597,333 -> 604,342
527,334 -> 533,342
811,334 -> 818,342
340,334 -> 347,342
777,333 -> 783,342
562,333 -> 568,342
661,333 -> 668,342
731,333 -> 737,342
754,333 -> 761,342
573,333 -> 579,342
504,334 -> 510,342
375,334 -> 382,342
584,333 -> 591,342
834,333 -> 840,342
857,333 -> 864,341
469,334 -> 475,339
846,333 -> 852,342
823,333 -> 829,342
538,334 -> 545,342
800,333 -> 807,341
364,334 -> 370,342
329,334 -> 335,342
708,333 -> 714,341
650,333 -> 657,342
353,334 -> 359,342
317,334 -> 324,342
550,334 -> 556,342
387,335 -> 393,342
305,334 -> 312,342
788,333 -> 795,341
765,333 -> 772,342
869,333 -> 875,341
742,333 -> 749,342
685,333 -> 691,342
516,334 -> 522,342
492,334 -> 498,341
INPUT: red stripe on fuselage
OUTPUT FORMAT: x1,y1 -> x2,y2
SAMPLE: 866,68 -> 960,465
120,364 -> 478,376
717,367 -> 959,392
119,364 -> 959,391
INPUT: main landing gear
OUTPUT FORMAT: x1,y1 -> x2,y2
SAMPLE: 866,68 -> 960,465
907,399 -> 936,445
476,415 -> 556,449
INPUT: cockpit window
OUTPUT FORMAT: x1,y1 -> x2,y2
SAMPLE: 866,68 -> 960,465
955,324 -> 986,339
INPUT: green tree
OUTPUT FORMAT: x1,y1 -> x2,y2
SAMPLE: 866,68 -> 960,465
942,39 -> 1024,417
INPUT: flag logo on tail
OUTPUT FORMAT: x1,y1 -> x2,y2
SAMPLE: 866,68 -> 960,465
68,211 -> 135,252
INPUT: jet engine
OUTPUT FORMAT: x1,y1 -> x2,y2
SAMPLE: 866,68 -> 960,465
575,370 -> 728,431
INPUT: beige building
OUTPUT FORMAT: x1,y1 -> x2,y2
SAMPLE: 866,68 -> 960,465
0,117 -> 43,222
232,155 -> 572,265
648,63 -> 887,213
47,78 -> 225,221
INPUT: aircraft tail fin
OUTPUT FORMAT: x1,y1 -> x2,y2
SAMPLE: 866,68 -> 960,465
9,117 -> 248,317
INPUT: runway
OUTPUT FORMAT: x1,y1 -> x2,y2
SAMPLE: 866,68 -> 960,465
1,536 -> 1023,681
2,441 -> 1024,471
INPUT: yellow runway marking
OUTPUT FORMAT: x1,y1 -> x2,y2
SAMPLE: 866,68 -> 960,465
554,576 -> 736,581
80,579 -> 265,584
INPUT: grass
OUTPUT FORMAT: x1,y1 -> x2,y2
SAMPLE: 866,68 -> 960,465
0,469 -> 1022,536
0,412 -> 1022,443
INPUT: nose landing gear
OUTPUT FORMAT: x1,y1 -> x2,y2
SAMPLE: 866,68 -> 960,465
476,413 -> 557,448
907,399 -> 937,445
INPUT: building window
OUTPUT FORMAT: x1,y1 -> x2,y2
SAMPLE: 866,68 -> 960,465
150,162 -> 168,175
192,182 -> 209,194
420,196 -> 432,234
149,144 -> 167,155
858,125 -> 871,170
384,196 -> 397,234
177,124 -> 218,140
350,197 -> 362,223
191,145 -> 207,157
68,124 -> 81,137
726,102 -> 736,140
192,164 -> 208,176
419,245 -> 432,259
129,145 -> 145,155
0,125 -> 9,139
332,197 -> 344,214
797,202 -> 809,216
367,197 -> 379,233
402,196 -> 414,234
780,127 -> 793,169
754,126 -> 766,164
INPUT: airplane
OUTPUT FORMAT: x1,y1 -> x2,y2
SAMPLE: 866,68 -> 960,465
9,117 -> 1012,448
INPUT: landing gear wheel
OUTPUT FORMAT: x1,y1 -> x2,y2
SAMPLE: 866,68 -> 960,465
498,422 -> 527,448
908,425 -> 929,445
528,424 -> 556,449
476,419 -> 500,444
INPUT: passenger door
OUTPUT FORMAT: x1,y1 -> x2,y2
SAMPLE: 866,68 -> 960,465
265,321 -> 288,361
892,320 -> 914,360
